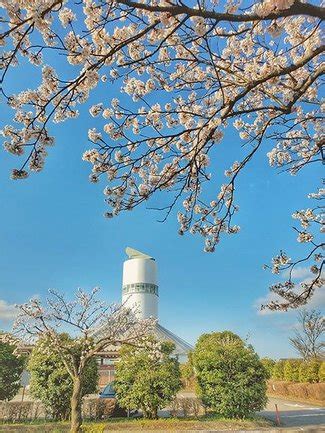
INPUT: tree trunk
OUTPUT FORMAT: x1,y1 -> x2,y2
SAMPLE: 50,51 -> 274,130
152,407 -> 158,419
143,406 -> 158,419
70,376 -> 82,433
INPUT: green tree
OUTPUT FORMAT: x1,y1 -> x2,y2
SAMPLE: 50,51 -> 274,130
318,362 -> 325,382
273,360 -> 286,380
10,287 -> 151,433
192,331 -> 268,419
284,360 -> 302,382
180,361 -> 194,389
0,338 -> 25,401
299,359 -> 321,383
260,358 -> 275,380
180,352 -> 196,389
28,334 -> 99,420
114,339 -> 181,419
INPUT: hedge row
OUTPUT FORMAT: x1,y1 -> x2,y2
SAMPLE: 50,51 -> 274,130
0,398 -> 126,422
268,380 -> 325,402
261,358 -> 324,383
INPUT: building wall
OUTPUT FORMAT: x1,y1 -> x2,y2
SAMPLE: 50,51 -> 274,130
97,357 -> 116,388
122,291 -> 158,320
122,257 -> 158,319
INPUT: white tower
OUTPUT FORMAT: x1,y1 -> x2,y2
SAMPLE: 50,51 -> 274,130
122,247 -> 158,320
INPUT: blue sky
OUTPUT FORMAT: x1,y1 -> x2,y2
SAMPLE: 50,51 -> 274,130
0,32 -> 323,360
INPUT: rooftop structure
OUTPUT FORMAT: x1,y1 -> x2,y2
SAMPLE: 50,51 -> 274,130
95,248 -> 192,384
122,247 -> 192,361
122,247 -> 158,320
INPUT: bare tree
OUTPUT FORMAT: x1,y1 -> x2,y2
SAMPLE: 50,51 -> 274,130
1,1 -> 324,309
1,288 -> 154,433
289,309 -> 324,360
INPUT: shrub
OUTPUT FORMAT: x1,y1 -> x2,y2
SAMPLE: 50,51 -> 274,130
114,339 -> 181,419
267,380 -> 289,396
319,362 -> 325,382
267,380 -> 325,402
192,331 -> 268,419
284,359 -> 302,382
272,360 -> 285,380
170,397 -> 202,417
0,338 -> 26,401
260,358 -> 275,379
28,334 -> 98,420
287,383 -> 308,400
307,383 -> 325,401
299,360 -> 321,383
82,398 -> 126,420
0,401 -> 35,421
180,356 -> 196,389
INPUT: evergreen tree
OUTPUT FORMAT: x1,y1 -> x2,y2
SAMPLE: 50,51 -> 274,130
299,359 -> 321,383
0,338 -> 25,401
284,360 -> 302,382
260,358 -> 275,379
28,334 -> 98,420
273,360 -> 286,380
192,331 -> 268,418
115,339 -> 181,419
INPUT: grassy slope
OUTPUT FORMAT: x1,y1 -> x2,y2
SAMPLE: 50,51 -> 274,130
0,414 -> 273,432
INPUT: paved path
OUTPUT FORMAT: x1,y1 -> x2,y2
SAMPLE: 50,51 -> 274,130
260,397 -> 325,429
178,392 -> 325,430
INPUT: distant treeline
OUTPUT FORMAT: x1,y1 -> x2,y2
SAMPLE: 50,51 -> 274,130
261,358 -> 324,383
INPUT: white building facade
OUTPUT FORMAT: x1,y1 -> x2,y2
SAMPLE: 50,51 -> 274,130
96,247 -> 192,386
122,247 -> 159,320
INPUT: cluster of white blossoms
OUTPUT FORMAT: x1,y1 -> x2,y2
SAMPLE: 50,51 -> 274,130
9,286 -> 155,364
292,208 -> 318,230
0,0 -> 323,259
308,188 -> 325,200
269,251 -> 291,275
255,0 -> 295,17
265,186 -> 324,310
291,201 -> 324,244
58,7 -> 76,28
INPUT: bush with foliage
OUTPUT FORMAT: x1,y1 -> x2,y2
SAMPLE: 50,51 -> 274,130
28,334 -> 98,420
260,358 -> 275,380
170,397 -> 202,417
180,353 -> 196,389
192,331 -> 268,418
299,359 -> 321,383
0,401 -> 35,421
284,359 -> 302,382
267,380 -> 325,401
114,339 -> 181,419
272,360 -> 286,380
307,383 -> 325,400
180,362 -> 193,385
0,338 -> 25,401
82,398 -> 126,420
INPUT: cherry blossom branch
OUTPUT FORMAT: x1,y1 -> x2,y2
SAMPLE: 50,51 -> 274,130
117,0 -> 325,21
0,0 -> 324,308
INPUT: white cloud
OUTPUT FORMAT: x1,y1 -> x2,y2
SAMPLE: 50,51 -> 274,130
0,299 -> 17,322
255,276 -> 325,316
306,283 -> 325,309
254,293 -> 285,316
282,266 -> 312,280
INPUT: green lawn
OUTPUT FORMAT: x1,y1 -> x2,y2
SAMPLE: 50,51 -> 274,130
0,414 -> 273,432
